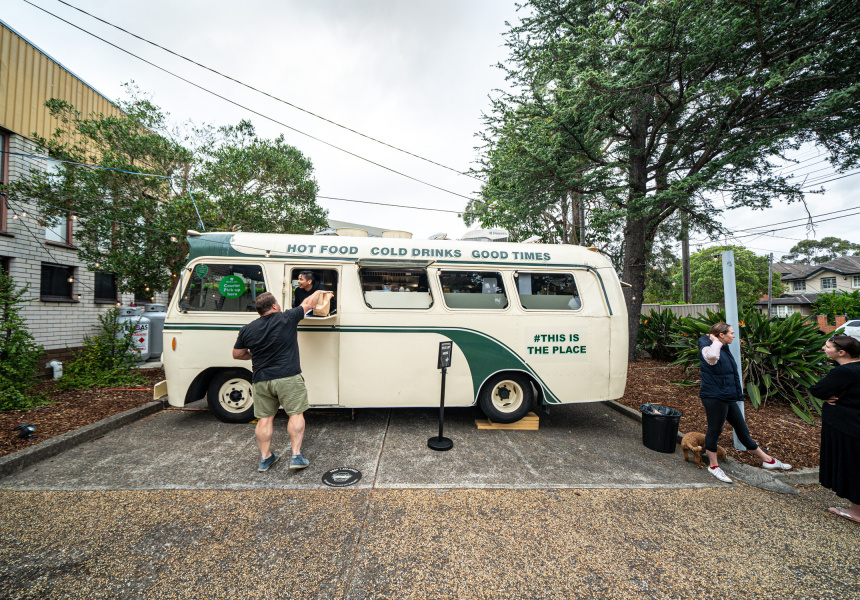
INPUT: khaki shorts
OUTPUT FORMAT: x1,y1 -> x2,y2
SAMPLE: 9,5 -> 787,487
253,374 -> 309,418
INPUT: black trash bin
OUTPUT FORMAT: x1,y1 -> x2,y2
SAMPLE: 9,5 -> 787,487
640,404 -> 682,453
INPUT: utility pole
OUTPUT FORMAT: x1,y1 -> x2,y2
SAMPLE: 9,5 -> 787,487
720,250 -> 747,451
767,253 -> 773,317
681,215 -> 692,303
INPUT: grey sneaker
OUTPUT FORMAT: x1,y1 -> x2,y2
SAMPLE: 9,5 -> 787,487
258,453 -> 279,472
708,466 -> 732,483
289,454 -> 309,470
763,458 -> 792,471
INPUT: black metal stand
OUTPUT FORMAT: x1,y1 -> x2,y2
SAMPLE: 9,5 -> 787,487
428,366 -> 453,451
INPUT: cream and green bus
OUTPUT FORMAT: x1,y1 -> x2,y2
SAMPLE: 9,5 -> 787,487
154,231 -> 628,424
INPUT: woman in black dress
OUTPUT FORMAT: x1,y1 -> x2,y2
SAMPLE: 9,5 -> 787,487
809,334 -> 860,524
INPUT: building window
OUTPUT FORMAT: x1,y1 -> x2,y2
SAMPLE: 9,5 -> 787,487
769,305 -> 796,318
0,256 -> 9,275
0,129 -> 8,233
40,263 -> 74,300
439,271 -> 508,310
853,276 -> 860,288
358,268 -> 433,310
515,272 -> 581,310
821,277 -> 837,290
180,263 -> 268,312
94,272 -> 118,302
43,159 -> 73,245
792,281 -> 806,291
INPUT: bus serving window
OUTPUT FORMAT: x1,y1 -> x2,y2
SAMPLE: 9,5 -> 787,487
359,268 -> 433,309
290,268 -> 338,315
439,271 -> 508,310
181,263 -> 267,312
515,272 -> 581,310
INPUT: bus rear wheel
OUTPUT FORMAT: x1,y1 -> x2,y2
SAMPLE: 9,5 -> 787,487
479,373 -> 533,424
208,369 -> 255,423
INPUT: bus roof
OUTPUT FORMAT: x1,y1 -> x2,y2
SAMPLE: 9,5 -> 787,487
186,231 -> 617,272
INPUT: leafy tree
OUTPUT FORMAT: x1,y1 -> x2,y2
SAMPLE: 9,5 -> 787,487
7,85 -> 327,299
781,237 -> 860,265
473,0 -> 860,359
676,245 -> 784,309
0,271 -> 47,410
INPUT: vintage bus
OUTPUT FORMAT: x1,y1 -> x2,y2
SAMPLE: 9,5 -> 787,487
154,231 -> 628,423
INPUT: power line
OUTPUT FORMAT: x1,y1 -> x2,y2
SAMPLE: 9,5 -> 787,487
50,0 -> 483,182
20,0 -> 476,204
1,150 -> 476,217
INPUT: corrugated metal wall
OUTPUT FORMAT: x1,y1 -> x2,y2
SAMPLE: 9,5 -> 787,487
0,22 -> 123,140
640,303 -> 719,318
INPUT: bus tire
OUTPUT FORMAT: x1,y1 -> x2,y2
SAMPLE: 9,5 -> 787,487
207,369 -> 255,423
478,373 -> 534,424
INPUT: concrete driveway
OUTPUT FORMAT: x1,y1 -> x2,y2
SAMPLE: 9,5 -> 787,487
0,401 -> 720,491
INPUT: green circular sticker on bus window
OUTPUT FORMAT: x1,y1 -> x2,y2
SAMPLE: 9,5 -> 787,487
218,275 -> 246,298
195,264 -> 209,279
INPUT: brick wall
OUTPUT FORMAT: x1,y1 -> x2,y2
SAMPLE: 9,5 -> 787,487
814,315 -> 848,334
0,134 -> 169,377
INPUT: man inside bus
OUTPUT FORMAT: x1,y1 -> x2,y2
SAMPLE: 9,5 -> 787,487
233,290 -> 322,472
293,270 -> 336,314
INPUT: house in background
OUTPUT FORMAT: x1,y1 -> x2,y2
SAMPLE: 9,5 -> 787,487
0,19 -> 167,373
754,256 -> 860,317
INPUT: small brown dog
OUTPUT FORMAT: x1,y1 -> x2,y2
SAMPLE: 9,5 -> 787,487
681,432 -> 726,468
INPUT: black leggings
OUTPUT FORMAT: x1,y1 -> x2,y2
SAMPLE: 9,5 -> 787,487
701,397 -> 758,453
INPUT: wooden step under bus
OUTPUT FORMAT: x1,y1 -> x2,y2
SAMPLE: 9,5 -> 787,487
475,412 -> 539,430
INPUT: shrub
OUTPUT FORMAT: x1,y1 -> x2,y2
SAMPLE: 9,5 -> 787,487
0,271 -> 48,410
671,308 -> 829,423
811,290 -> 860,322
637,309 -> 682,361
58,308 -> 146,389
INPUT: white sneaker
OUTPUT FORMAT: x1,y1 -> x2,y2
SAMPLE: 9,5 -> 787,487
708,466 -> 733,483
763,458 -> 792,471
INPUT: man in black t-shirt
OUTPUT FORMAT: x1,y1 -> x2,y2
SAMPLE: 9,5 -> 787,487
233,290 -> 321,472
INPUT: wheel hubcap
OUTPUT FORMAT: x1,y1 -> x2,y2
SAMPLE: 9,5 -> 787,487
491,380 -> 524,413
219,379 -> 253,413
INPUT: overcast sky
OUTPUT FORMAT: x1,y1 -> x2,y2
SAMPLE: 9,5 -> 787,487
4,0 -> 858,259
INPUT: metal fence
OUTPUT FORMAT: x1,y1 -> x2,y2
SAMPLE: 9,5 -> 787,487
640,303 -> 719,318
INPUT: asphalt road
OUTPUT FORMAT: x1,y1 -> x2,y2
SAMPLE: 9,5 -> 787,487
0,402 -> 720,491
1,402 -> 854,599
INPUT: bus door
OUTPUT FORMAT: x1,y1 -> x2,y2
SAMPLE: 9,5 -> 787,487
286,266 -> 339,406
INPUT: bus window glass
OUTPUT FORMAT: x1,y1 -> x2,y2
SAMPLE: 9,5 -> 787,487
440,271 -> 508,310
515,272 -> 581,310
181,263 -> 266,312
359,268 -> 433,309
290,268 -> 338,314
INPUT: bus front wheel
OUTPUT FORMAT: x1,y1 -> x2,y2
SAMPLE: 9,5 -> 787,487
208,369 -> 255,423
479,373 -> 533,424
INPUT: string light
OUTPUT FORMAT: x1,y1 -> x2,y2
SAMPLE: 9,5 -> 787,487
94,261 -> 101,268
71,213 -> 78,221
76,294 -> 82,300
170,235 -> 178,242
67,276 -> 74,283
21,211 -> 28,218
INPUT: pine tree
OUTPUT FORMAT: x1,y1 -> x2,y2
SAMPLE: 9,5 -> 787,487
0,271 -> 47,410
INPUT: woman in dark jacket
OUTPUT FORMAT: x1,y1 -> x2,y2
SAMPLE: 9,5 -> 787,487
698,322 -> 791,483
809,334 -> 860,524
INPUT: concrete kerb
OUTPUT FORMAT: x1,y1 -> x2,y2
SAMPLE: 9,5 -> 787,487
602,400 -> 814,493
0,402 -> 163,479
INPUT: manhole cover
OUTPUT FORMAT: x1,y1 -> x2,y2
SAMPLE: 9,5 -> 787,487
321,467 -> 362,487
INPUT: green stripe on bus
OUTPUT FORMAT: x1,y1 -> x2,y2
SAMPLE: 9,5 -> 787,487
162,323 -> 561,403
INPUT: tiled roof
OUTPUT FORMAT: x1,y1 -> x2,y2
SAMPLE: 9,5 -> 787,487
754,293 -> 821,306
779,256 -> 860,281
